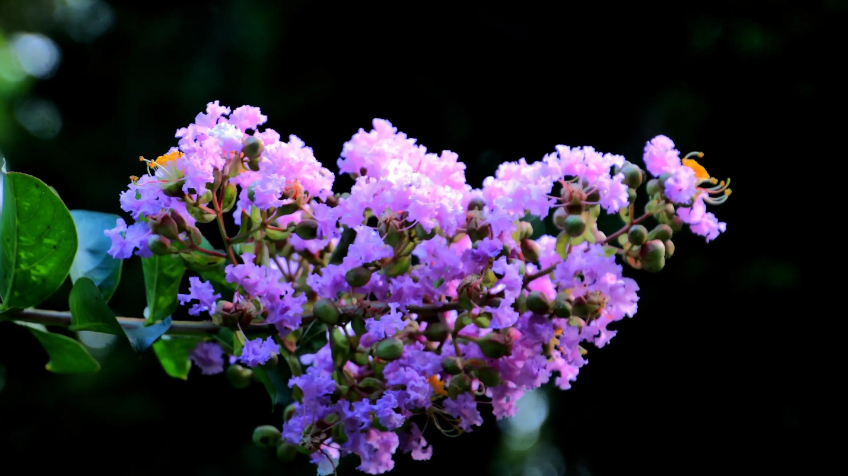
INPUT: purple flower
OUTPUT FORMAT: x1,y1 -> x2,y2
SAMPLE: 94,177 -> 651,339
374,393 -> 405,430
357,429 -> 399,475
229,106 -> 267,132
399,423 -> 432,461
677,195 -> 726,242
442,393 -> 483,432
178,277 -> 221,316
664,165 -> 697,204
364,303 -> 405,343
189,341 -> 224,375
104,218 -> 152,259
239,336 -> 278,367
643,135 -> 681,176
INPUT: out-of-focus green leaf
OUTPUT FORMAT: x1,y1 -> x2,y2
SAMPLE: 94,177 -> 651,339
253,364 -> 292,411
152,335 -> 200,380
26,324 -> 100,374
0,172 -> 78,311
69,210 -> 123,302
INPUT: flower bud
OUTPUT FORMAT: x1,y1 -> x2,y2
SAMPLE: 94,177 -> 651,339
478,332 -> 511,359
352,352 -> 369,366
148,235 -> 172,256
473,313 -> 491,328
553,207 -> 568,229
639,239 -> 666,273
294,219 -> 319,240
148,212 -> 180,240
243,136 -> 265,160
564,214 -> 587,238
276,442 -> 297,462
519,221 -> 533,240
162,178 -> 187,198
171,211 -> 189,233
351,316 -> 367,336
649,224 -> 673,242
664,239 -> 675,258
221,183 -> 238,213
553,299 -> 573,318
253,425 -> 282,449
261,354 -> 279,369
375,338 -> 404,361
621,164 -> 643,189
628,225 -> 648,246
562,184 -> 586,215
186,203 -> 217,223
447,373 -> 472,399
467,197 -> 486,211
520,239 -> 541,263
424,322 -> 449,342
476,366 -> 502,387
441,356 -> 463,375
385,256 -> 411,277
313,298 -> 340,325
526,291 -> 551,314
668,215 -> 684,233
627,188 -> 637,204
572,291 -> 605,320
345,266 -> 373,288
646,178 -> 661,196
226,364 -> 253,389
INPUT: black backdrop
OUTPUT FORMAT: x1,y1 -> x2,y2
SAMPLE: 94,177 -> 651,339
0,1 -> 830,474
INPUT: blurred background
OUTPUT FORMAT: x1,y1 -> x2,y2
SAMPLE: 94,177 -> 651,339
0,0 -> 830,474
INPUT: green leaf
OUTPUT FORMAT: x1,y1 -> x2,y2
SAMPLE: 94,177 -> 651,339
152,335 -> 200,380
253,364 -> 293,410
602,246 -> 619,258
213,327 -> 235,353
555,231 -> 569,259
329,227 -> 356,265
69,277 -> 171,352
141,254 -> 186,324
69,210 -> 123,302
0,172 -> 78,311
26,325 -> 100,374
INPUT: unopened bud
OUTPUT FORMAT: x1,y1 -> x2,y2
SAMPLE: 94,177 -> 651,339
294,219 -> 319,240
276,442 -> 297,462
243,136 -> 265,160
649,224 -> 673,242
665,239 -> 675,258
253,425 -> 282,449
473,313 -> 491,328
148,212 -> 179,240
441,356 -> 463,375
467,197 -> 486,211
627,188 -> 637,204
521,239 -> 541,263
572,291 -> 605,320
351,316 -> 367,336
526,291 -> 551,314
668,215 -> 684,233
313,298 -> 340,325
448,373 -> 473,399
564,214 -> 587,238
621,164 -> 643,189
553,299 -> 573,318
476,366 -> 502,387
148,235 -> 172,255
331,424 -> 349,444
639,239 -> 666,273
171,211 -> 189,233
162,178 -> 186,198
375,338 -> 404,361
519,221 -> 533,240
553,207 -> 568,229
424,322 -> 449,342
628,225 -> 648,246
226,364 -> 253,389
345,266 -> 373,288
352,352 -> 369,366
646,178 -> 661,196
478,332 -> 511,359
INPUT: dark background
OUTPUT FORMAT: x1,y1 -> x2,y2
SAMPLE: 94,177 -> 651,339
0,0 -> 829,474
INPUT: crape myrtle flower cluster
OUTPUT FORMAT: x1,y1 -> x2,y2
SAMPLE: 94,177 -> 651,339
106,102 -> 731,475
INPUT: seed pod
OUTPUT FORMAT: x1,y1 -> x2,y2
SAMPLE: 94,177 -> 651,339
649,224 -> 673,242
553,299 -> 573,318
628,225 -> 648,246
414,222 -> 438,240
345,266 -> 373,288
519,221 -> 533,240
477,333 -> 511,359
226,364 -> 253,389
313,298 -> 340,325
148,235 -> 172,256
526,291 -> 551,314
351,316 -> 367,336
640,239 -> 666,272
476,366 -> 502,387
646,178 -> 661,196
295,219 -> 319,240
473,313 -> 491,328
243,136 -> 265,160
375,338 -> 404,361
564,214 -> 587,238
621,163 -> 643,189
447,373 -> 472,399
664,240 -> 675,258
252,425 -> 282,449
148,212 -> 179,240
521,239 -> 541,263
572,291 -> 605,320
424,322 -> 449,342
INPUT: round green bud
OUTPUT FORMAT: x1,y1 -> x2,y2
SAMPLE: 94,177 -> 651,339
345,266 -> 373,288
441,356 -> 463,375
564,214 -> 587,238
663,202 -> 675,219
519,221 -> 533,240
526,291 -> 552,314
283,403 -> 297,422
628,225 -> 648,246
243,136 -> 265,160
646,178 -> 661,196
658,172 -> 672,188
668,215 -> 684,233
476,366 -> 502,387
276,442 -> 297,462
572,291 -> 605,320
553,299 -> 573,318
627,188 -> 637,204
171,212 -> 189,232
521,239 -> 541,263
586,189 -> 601,203
226,364 -> 253,389
375,338 -> 404,361
352,352 -> 369,366
650,224 -> 673,242
252,425 -> 282,449
639,239 -> 666,273
148,235 -> 172,256
148,213 -> 179,240
351,316 -> 367,336
664,240 -> 675,258
553,207 -> 568,229
424,322 -> 449,342
468,197 -> 486,211
473,314 -> 491,328
294,219 -> 319,240
313,298 -> 340,325
478,333 -> 511,359
447,373 -> 473,399
621,164 -> 643,189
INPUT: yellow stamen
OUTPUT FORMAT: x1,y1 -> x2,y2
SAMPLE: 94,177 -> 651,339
682,158 -> 710,181
152,150 -> 184,168
428,375 -> 448,397
554,328 -> 563,337
724,189 -> 732,196
129,175 -> 139,182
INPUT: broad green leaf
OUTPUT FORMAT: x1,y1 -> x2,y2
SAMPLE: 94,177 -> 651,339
555,231 -> 569,259
253,364 -> 292,410
213,327 -> 235,353
27,325 -> 100,374
69,277 -> 170,352
152,335 -> 200,380
0,173 -> 78,311
142,254 -> 185,324
69,210 -> 123,302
